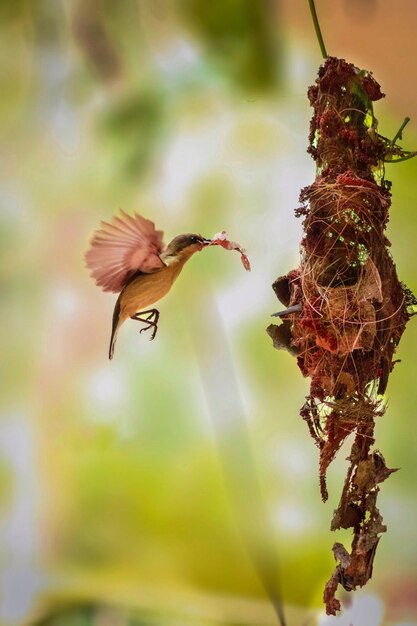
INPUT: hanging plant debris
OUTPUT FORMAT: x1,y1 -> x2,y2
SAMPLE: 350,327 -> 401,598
267,56 -> 417,614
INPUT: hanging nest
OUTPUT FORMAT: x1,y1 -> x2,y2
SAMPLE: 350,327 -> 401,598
267,57 -> 416,615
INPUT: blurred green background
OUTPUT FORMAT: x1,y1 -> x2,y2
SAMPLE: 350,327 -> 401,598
1,1 -> 417,625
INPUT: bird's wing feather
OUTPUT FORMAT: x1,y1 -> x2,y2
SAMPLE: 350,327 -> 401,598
85,210 -> 165,293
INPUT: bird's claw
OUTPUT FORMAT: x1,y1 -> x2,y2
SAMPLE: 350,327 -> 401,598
139,322 -> 158,340
132,309 -> 160,341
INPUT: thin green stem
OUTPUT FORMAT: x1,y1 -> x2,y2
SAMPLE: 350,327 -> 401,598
384,152 -> 417,164
390,116 -> 410,146
308,0 -> 328,59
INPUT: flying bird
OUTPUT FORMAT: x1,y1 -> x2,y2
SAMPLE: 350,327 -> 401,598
85,211 -> 213,359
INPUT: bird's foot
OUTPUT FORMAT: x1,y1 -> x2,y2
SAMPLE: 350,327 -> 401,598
131,309 -> 160,341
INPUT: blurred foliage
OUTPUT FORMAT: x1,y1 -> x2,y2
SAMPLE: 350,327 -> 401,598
98,89 -> 165,180
0,0 -> 33,22
178,0 -> 282,93
0,456 -> 13,514
0,1 -> 417,625
32,602 -> 175,626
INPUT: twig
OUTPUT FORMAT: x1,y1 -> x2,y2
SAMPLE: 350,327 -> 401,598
384,151 -> 417,164
389,116 -> 410,147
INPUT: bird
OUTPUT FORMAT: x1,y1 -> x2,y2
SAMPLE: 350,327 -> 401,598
85,210 -> 212,359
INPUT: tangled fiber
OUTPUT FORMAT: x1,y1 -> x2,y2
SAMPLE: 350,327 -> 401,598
268,57 -> 416,614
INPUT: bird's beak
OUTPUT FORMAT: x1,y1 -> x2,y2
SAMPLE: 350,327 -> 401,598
197,238 -> 212,249
195,238 -> 211,251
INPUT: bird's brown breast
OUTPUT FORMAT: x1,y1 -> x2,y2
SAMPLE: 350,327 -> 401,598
118,261 -> 185,321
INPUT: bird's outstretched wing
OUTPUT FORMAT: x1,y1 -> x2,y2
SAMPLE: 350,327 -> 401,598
85,210 -> 165,293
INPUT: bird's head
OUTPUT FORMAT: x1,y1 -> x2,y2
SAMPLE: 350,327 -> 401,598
163,233 -> 212,262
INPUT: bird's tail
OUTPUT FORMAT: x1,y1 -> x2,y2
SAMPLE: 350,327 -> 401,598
109,299 -> 121,360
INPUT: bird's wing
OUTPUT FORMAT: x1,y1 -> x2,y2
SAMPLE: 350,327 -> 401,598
85,210 -> 165,293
